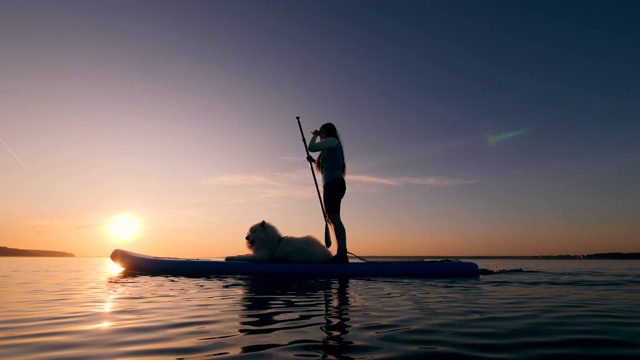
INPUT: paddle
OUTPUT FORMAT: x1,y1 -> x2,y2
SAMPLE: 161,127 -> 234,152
296,116 -> 332,248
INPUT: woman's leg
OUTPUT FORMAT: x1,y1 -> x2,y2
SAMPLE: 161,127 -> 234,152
324,179 -> 348,263
328,213 -> 347,255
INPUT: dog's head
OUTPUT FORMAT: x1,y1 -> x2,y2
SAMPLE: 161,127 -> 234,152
245,220 -> 279,250
245,221 -> 264,249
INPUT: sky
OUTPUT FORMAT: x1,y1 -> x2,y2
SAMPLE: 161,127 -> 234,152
1,0 -> 638,258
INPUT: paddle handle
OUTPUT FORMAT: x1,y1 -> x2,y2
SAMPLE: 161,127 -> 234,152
297,116 -> 327,220
297,117 -> 331,248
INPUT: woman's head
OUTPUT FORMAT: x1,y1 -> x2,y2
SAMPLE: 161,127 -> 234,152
319,123 -> 340,140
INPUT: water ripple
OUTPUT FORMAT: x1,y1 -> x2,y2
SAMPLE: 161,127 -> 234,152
2,258 -> 640,359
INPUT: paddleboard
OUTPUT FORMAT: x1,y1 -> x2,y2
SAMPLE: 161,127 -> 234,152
110,249 -> 479,278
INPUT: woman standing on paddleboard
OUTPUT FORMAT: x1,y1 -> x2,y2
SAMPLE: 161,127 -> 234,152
307,123 -> 348,264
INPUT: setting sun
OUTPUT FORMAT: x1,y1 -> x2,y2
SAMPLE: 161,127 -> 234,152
106,214 -> 142,240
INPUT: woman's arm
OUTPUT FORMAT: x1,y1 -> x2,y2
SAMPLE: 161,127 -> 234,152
308,133 -> 319,148
308,137 -> 338,152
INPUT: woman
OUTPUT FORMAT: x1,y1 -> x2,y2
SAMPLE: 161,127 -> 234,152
307,123 -> 348,264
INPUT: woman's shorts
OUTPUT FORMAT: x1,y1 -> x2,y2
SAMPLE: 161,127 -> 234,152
323,178 -> 346,215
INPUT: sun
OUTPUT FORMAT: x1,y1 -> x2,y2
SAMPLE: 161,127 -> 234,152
107,214 -> 142,240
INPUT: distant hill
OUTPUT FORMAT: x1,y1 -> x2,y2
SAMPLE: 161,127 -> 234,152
0,246 -> 75,257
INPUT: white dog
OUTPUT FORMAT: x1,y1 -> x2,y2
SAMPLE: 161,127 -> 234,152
225,221 -> 333,263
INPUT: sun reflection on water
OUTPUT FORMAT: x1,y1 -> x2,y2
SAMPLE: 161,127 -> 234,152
108,261 -> 124,276
98,321 -> 111,329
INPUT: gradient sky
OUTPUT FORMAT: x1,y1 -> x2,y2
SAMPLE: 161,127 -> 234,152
1,0 -> 638,257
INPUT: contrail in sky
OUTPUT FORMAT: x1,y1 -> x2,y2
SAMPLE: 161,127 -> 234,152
486,129 -> 527,146
0,136 -> 26,168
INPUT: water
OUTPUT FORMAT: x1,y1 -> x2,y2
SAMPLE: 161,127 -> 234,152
1,257 -> 639,359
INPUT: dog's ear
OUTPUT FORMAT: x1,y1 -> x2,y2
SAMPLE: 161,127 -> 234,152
260,220 -> 265,228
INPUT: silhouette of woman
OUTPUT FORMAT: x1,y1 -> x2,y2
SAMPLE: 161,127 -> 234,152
307,123 -> 348,264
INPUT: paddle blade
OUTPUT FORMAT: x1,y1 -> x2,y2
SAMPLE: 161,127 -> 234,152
324,223 -> 332,248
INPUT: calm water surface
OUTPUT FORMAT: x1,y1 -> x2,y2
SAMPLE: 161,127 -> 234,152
1,257 -> 639,359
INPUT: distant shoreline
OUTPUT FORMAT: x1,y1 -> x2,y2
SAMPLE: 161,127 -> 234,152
362,253 -> 640,260
0,246 -> 75,257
